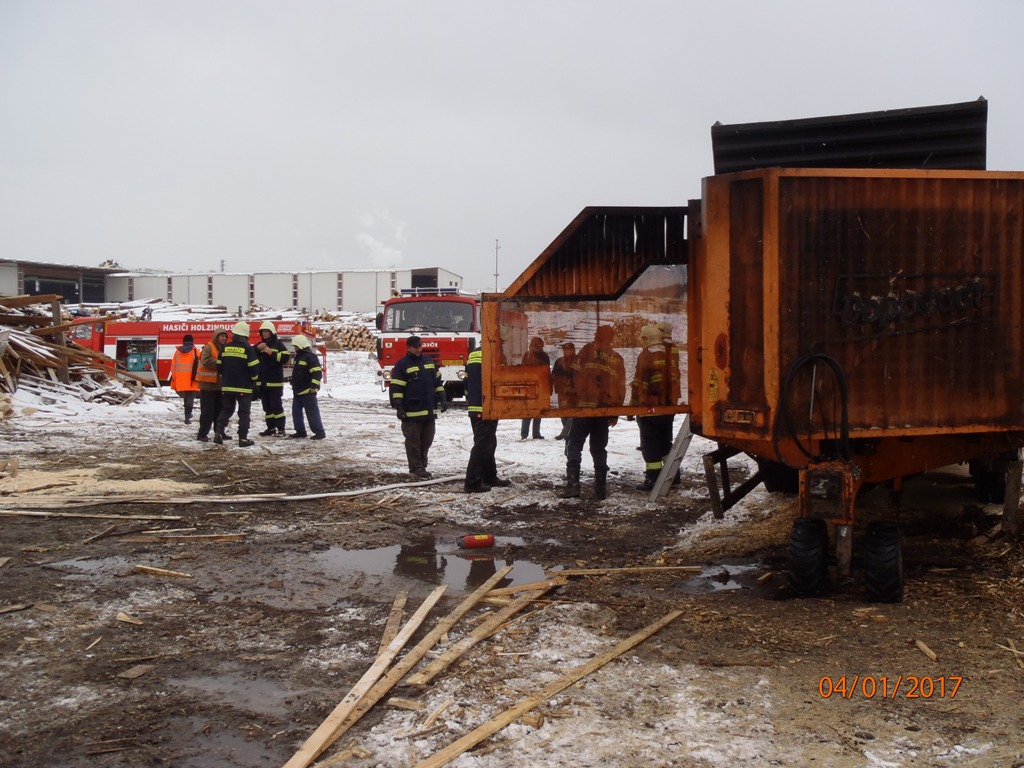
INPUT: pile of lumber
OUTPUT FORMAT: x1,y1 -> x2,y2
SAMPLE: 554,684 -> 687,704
0,295 -> 148,410
317,323 -> 375,351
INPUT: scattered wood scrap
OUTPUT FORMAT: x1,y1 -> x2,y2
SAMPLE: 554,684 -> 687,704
283,586 -> 449,768
132,565 -> 193,579
412,610 -> 683,768
914,639 -> 938,661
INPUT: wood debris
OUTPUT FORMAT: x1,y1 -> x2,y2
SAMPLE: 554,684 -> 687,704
132,565 -> 193,579
115,664 -> 155,680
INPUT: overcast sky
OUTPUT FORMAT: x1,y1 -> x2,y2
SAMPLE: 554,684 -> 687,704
2,1 -> 1023,293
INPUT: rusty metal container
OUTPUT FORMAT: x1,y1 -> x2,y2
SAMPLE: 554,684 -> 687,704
692,167 -> 1024,478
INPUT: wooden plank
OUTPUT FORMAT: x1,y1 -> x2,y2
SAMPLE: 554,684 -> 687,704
413,610 -> 683,768
377,590 -> 409,658
546,565 -> 702,577
486,575 -> 567,598
0,294 -> 63,308
310,566 -> 514,757
282,585 -> 448,768
132,565 -> 193,579
404,582 -> 555,687
121,534 -> 245,544
0,510 -> 182,521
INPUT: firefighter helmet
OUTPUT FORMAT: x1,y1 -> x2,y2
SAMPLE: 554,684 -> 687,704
259,320 -> 277,335
232,321 -> 249,337
291,334 -> 311,350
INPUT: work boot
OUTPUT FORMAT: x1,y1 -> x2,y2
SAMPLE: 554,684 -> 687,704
277,428 -> 287,436
595,470 -> 608,501
487,477 -> 512,487
636,470 -> 658,491
557,468 -> 581,499
464,482 -> 491,493
259,427 -> 276,437
238,437 -> 255,448
196,434 -> 210,443
213,432 -> 225,445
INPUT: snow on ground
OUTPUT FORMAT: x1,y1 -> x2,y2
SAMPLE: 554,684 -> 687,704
7,353 -> 1002,767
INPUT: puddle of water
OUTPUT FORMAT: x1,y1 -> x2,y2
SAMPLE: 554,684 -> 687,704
313,535 -> 548,595
677,562 -> 762,593
167,669 -> 292,720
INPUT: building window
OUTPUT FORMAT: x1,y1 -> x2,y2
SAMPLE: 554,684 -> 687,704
248,275 -> 255,309
292,274 -> 299,309
167,277 -> 173,301
337,274 -> 343,310
207,276 -> 213,304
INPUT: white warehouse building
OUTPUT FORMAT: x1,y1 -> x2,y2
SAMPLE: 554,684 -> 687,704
104,266 -> 464,314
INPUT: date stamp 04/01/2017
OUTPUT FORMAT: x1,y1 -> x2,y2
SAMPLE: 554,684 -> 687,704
819,675 -> 963,700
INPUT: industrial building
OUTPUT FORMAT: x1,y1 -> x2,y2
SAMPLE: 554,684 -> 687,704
0,260 -> 463,313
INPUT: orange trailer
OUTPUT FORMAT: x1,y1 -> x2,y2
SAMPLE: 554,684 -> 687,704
480,100 -> 1024,601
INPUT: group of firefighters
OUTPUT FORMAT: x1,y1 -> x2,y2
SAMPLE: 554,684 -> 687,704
388,321 -> 681,499
168,321 -> 325,446
170,319 -> 680,498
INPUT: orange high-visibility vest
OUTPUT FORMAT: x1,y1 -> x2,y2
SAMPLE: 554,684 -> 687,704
195,343 -> 220,386
170,348 -> 200,392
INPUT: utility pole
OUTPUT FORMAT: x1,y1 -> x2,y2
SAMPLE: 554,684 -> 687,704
494,239 -> 500,292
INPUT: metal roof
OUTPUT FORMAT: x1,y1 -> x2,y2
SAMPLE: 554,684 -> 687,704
711,98 -> 988,174
502,207 -> 688,300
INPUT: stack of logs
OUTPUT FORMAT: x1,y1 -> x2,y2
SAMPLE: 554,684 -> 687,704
317,323 -> 375,351
0,294 -> 148,410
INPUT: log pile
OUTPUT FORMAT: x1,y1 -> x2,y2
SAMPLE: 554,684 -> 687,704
317,323 -> 375,351
0,295 -> 147,414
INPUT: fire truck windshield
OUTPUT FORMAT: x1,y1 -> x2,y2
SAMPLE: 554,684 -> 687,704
385,301 -> 475,333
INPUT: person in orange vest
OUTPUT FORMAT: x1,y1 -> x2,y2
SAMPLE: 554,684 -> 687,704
194,328 -> 227,442
169,334 -> 200,425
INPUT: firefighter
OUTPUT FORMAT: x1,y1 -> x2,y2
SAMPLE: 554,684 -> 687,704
551,341 -> 577,439
288,334 -> 326,440
214,321 -> 260,447
464,347 -> 512,492
255,320 -> 291,436
390,335 -> 447,479
629,324 -> 681,490
169,334 -> 200,425
194,328 -> 228,442
558,325 -> 626,500
519,336 -> 550,439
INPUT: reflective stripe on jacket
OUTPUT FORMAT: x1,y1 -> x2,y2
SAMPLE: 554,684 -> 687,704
170,348 -> 199,392
389,351 -> 443,419
195,343 -> 220,388
466,348 -> 483,414
218,334 -> 260,394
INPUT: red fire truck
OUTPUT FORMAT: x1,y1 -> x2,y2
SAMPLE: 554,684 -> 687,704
69,318 -> 326,384
374,289 -> 480,400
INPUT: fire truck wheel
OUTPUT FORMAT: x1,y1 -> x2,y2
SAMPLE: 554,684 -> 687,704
443,383 -> 465,402
787,518 -> 829,598
864,522 -> 903,603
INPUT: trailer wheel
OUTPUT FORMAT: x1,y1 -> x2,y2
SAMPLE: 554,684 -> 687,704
788,518 -> 829,597
864,522 -> 903,603
971,458 -> 1008,504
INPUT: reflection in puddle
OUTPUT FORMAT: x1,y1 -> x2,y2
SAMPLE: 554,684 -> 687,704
689,563 -> 761,593
314,535 -> 547,594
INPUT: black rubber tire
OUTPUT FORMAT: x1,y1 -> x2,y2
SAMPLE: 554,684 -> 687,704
864,522 -> 903,603
788,518 -> 829,597
758,460 -> 800,494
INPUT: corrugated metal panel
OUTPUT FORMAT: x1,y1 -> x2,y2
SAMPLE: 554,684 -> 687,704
711,99 -> 987,174
503,207 -> 687,300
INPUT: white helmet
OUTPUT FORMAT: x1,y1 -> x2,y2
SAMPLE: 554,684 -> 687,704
259,320 -> 277,334
291,334 -> 311,350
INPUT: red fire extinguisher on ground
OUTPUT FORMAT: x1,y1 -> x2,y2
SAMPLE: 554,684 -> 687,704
457,534 -> 495,549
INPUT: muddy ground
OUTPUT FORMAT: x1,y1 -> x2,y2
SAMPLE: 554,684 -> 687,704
1,389 -> 1024,767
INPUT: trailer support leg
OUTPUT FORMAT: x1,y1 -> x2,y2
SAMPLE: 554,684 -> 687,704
1004,459 -> 1023,536
835,524 -> 853,579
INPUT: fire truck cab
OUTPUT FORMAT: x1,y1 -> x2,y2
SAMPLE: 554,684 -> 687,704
374,288 -> 480,400
70,318 -> 326,384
